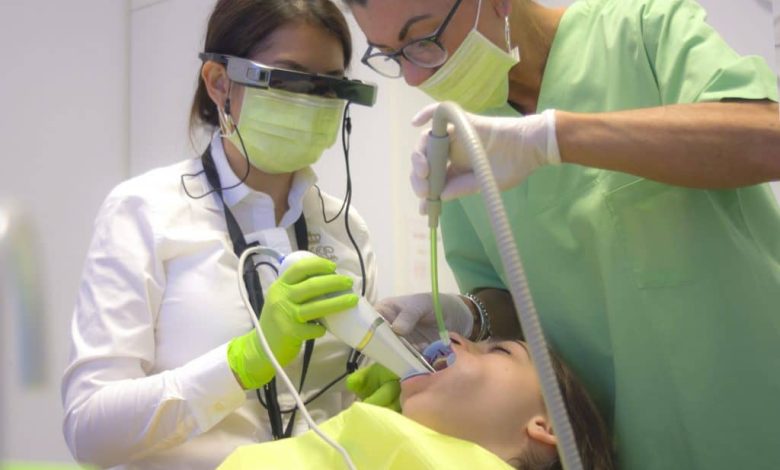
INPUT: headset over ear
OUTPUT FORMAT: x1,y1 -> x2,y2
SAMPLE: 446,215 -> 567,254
201,57 -> 235,125
200,52 -> 377,107
224,80 -> 233,116
217,80 -> 236,136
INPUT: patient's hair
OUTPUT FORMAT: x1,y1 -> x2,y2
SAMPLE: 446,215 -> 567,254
516,349 -> 615,470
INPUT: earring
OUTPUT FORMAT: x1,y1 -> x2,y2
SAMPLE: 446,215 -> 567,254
218,103 -> 235,137
504,15 -> 512,50
505,15 -> 520,60
218,79 -> 236,136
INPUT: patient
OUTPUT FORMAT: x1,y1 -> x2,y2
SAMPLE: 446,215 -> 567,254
219,333 -> 614,469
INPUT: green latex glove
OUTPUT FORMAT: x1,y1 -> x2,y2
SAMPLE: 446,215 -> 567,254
346,363 -> 401,412
228,256 -> 358,389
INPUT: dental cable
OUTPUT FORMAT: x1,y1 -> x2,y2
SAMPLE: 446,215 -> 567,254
237,246 -> 357,470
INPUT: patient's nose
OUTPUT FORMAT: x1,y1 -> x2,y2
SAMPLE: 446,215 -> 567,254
449,332 -> 469,347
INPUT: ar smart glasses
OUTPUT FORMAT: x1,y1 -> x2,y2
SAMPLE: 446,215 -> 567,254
199,52 -> 377,107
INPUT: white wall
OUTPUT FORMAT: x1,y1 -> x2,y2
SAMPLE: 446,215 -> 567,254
0,0 -> 777,465
130,0 -> 214,175
0,0 -> 130,463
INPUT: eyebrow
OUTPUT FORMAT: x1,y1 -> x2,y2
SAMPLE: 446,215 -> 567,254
486,338 -> 530,357
367,14 -> 433,48
273,59 -> 344,77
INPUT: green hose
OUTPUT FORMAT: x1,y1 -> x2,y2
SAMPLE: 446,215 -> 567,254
430,226 -> 451,347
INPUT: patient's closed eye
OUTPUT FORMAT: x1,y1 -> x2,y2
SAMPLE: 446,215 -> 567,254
491,345 -> 511,355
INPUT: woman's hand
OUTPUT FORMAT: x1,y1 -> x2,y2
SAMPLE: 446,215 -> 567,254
227,256 -> 358,389
346,363 -> 401,412
374,293 -> 474,351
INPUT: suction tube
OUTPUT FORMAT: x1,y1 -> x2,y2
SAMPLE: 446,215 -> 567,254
427,115 -> 453,349
428,102 -> 583,470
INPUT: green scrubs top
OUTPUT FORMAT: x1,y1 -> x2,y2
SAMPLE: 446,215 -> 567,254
441,0 -> 780,469
218,403 -> 511,469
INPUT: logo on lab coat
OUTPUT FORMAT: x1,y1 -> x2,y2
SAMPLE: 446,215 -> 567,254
308,232 -> 337,262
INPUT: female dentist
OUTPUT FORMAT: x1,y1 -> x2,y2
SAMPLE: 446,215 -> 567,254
345,0 -> 780,469
61,0 -> 377,468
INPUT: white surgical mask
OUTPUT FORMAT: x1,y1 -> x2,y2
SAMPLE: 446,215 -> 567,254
418,0 -> 520,113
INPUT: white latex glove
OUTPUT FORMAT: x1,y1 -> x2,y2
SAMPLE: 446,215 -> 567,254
410,103 -> 561,213
374,293 -> 474,351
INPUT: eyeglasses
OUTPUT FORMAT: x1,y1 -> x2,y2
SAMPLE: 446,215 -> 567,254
360,0 -> 465,78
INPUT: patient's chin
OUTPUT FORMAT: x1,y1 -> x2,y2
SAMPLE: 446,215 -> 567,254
399,370 -> 435,399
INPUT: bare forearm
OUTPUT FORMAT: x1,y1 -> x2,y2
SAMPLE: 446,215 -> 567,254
557,101 -> 780,188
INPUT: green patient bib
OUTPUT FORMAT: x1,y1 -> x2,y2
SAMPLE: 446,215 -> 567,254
218,403 -> 512,469
441,0 -> 780,469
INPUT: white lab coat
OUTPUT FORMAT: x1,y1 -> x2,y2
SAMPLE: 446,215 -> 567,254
61,134 -> 377,469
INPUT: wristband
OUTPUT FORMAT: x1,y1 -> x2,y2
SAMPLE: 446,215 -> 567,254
464,293 -> 491,341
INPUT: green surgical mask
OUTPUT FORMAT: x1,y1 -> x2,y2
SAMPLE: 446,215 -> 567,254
418,1 -> 519,113
224,87 -> 345,174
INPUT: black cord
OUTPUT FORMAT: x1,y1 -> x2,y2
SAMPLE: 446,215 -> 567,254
315,103 -> 367,297
254,261 -> 279,276
339,105 -> 367,297
314,185 -> 348,224
257,370 -> 351,414
291,371 -> 349,411
181,87 -> 253,200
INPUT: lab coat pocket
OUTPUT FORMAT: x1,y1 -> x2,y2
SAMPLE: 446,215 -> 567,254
605,179 -> 704,288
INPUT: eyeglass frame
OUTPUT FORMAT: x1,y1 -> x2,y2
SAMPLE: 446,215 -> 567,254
360,0 -> 465,78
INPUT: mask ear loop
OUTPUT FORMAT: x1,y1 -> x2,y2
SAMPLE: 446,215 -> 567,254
180,81 -> 253,199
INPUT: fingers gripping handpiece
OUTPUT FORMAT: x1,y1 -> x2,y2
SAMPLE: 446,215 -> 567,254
279,251 -> 434,380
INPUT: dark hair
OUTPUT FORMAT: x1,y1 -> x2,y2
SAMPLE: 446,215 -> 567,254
342,0 -> 366,5
519,350 -> 615,470
189,0 -> 353,131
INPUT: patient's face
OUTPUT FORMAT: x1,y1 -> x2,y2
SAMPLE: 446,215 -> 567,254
401,334 -> 546,456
